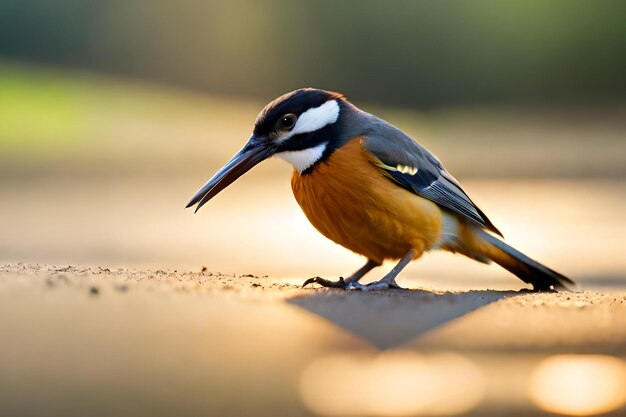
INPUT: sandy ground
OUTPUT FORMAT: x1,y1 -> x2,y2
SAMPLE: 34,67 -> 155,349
2,263 -> 626,417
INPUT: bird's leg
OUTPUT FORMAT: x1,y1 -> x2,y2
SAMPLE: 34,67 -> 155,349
302,259 -> 380,289
347,250 -> 414,291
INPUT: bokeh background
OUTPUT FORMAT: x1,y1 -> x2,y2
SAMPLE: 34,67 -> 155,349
3,0 -> 626,107
2,2 -> 626,417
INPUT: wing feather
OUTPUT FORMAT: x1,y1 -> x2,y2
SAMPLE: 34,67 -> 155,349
361,117 -> 502,236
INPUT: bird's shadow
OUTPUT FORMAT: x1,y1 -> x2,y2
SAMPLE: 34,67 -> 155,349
287,288 -> 524,349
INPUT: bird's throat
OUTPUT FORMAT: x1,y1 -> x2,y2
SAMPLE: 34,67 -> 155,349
275,142 -> 328,174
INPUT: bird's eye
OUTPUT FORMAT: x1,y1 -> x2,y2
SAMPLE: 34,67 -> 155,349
278,113 -> 297,130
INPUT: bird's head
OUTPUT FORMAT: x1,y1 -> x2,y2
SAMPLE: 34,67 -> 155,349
186,88 -> 352,212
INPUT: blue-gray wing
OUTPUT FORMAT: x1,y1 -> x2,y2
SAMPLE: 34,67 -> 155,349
361,116 -> 502,236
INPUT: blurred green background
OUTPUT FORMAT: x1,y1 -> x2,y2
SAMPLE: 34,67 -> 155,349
1,0 -> 625,107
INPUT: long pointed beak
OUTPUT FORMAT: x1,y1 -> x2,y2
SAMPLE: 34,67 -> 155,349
186,137 -> 275,212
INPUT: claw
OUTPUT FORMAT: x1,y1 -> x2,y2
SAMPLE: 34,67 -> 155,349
302,276 -> 346,289
301,277 -> 318,288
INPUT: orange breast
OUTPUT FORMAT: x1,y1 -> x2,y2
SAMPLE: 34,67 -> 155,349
291,137 -> 444,263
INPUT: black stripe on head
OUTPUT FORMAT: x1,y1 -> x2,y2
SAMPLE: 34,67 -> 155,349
275,119 -> 341,153
253,88 -> 344,137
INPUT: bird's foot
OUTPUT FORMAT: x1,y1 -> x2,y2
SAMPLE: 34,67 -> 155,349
302,276 -> 347,289
345,279 -> 404,291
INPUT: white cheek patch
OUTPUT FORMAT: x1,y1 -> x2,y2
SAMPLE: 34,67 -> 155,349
275,142 -> 328,173
279,100 -> 340,141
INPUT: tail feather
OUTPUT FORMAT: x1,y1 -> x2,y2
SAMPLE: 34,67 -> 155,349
467,228 -> 574,291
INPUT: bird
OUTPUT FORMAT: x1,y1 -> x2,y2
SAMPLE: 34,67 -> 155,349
186,88 -> 573,292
